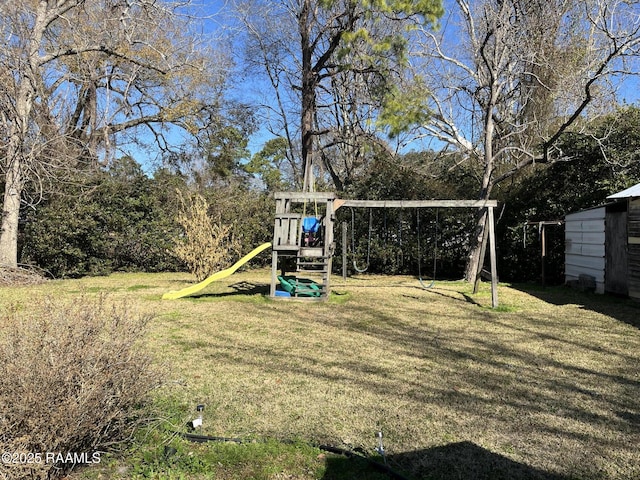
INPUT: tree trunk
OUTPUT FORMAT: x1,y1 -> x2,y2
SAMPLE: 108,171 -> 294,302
464,208 -> 488,282
464,93 -> 496,282
464,168 -> 495,282
0,83 -> 32,268
0,2 -> 46,268
0,152 -> 24,268
300,0 -> 316,193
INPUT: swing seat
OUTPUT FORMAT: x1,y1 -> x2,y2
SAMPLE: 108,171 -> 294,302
302,217 -> 322,247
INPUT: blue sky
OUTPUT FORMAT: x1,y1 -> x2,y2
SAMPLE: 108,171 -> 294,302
131,0 -> 640,174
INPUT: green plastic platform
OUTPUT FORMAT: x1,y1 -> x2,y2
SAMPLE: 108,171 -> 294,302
277,275 -> 322,297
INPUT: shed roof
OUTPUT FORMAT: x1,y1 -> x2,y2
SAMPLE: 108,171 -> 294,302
607,183 -> 640,199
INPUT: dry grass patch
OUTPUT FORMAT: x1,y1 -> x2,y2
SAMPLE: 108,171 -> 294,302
2,270 -> 638,479
0,265 -> 47,286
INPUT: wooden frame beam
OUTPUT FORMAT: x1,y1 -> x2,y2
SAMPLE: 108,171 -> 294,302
274,192 -> 336,202
336,199 -> 498,209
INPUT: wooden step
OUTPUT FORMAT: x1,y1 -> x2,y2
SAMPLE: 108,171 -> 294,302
297,261 -> 327,268
298,247 -> 324,257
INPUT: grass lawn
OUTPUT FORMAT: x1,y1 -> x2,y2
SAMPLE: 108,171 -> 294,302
2,268 -> 639,479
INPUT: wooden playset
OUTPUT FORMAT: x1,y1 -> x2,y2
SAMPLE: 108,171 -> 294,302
270,192 -> 499,306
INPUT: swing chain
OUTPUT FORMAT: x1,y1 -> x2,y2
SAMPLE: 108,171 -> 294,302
417,208 -> 438,289
351,207 -> 372,273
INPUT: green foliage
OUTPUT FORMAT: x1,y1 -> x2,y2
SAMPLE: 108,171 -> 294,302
204,184 -> 274,265
245,137 -> 292,191
497,106 -> 640,283
336,0 -> 443,64
332,0 -> 443,139
378,78 -> 432,137
20,158 -> 186,277
18,150 -> 274,278
184,111 -> 256,188
340,152 -> 476,278
205,126 -> 252,180
327,0 -> 444,26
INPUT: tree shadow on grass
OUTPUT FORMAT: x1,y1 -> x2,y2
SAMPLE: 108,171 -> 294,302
230,281 -> 270,295
511,283 -> 640,330
399,285 -> 482,307
183,282 -> 638,479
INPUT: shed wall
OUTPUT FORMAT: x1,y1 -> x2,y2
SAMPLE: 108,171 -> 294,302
605,209 -> 628,295
565,207 -> 606,293
628,198 -> 640,300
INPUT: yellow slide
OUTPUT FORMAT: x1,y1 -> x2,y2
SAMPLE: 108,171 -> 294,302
162,242 -> 272,300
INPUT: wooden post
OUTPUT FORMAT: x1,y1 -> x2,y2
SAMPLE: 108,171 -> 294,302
473,212 -> 490,295
342,221 -> 348,280
270,250 -> 278,297
541,223 -> 547,288
324,197 -> 335,297
488,206 -> 499,308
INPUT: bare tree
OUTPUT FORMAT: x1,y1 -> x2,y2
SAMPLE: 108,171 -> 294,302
235,0 -> 443,192
236,1 -> 303,185
411,0 -> 640,280
0,0 -> 229,268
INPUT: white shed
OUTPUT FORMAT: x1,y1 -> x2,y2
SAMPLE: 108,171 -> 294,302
565,206 -> 606,293
565,182 -> 640,299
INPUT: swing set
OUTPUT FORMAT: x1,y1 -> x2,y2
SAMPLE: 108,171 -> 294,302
270,193 -> 499,307
349,207 -> 439,289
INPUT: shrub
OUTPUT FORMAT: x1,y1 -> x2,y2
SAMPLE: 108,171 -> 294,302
20,159 -> 186,278
0,296 -> 161,480
173,190 -> 241,281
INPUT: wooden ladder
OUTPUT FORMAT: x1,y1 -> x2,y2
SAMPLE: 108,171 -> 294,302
295,254 -> 330,298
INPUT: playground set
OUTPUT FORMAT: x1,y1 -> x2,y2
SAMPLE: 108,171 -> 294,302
163,158 -> 499,306
269,191 -> 499,306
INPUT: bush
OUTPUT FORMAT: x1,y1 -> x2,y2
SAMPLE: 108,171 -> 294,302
340,154 -> 476,278
173,190 -> 242,281
20,159 -> 186,278
0,296 -> 161,480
